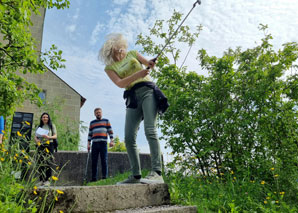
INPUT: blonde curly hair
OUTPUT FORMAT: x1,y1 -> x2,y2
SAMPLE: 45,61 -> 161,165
98,33 -> 128,66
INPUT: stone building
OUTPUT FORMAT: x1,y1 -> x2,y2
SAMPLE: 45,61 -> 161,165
14,8 -> 86,131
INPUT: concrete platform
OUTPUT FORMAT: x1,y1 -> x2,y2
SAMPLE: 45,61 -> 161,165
36,183 -> 177,212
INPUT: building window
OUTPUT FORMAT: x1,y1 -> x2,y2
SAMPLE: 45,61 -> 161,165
38,90 -> 46,104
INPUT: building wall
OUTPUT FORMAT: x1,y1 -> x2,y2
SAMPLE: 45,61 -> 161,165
30,8 -> 46,53
17,69 -> 82,130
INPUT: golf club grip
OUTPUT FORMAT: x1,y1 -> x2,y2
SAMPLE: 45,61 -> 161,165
146,57 -> 157,70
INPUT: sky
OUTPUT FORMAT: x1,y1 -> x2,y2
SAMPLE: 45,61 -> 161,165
41,0 -> 298,159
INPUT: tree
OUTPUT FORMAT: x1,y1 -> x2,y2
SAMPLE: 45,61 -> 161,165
109,136 -> 127,152
0,0 -> 69,117
137,10 -> 298,192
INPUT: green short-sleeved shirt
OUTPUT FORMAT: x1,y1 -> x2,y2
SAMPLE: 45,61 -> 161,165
105,50 -> 151,89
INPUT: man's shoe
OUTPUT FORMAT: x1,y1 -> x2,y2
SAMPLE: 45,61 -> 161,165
141,171 -> 164,184
116,175 -> 141,185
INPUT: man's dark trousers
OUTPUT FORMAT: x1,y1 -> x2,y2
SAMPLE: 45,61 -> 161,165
91,142 -> 108,181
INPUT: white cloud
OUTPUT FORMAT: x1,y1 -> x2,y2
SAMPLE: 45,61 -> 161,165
72,8 -> 80,21
90,22 -> 104,45
112,0 -> 129,6
66,24 -> 76,33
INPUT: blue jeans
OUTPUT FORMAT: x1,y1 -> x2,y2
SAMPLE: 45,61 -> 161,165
91,142 -> 108,181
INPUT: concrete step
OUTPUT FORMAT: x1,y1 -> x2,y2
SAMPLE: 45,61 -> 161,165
113,205 -> 198,212
36,183 -> 197,212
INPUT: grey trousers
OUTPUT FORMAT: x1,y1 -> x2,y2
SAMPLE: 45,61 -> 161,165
124,86 -> 162,176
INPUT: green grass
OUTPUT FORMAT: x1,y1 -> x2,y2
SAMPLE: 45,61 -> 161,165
164,172 -> 298,212
86,170 -> 150,186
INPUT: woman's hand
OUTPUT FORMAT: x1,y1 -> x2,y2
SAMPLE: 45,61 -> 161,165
147,59 -> 156,69
137,69 -> 150,78
42,134 -> 50,139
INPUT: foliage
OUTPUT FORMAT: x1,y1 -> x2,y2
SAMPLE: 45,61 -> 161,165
165,169 -> 297,212
0,130 -> 64,212
0,0 -> 69,117
108,136 -> 127,152
136,11 -> 298,211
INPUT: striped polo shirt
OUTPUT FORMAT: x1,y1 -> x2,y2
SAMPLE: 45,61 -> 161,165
88,118 -> 113,143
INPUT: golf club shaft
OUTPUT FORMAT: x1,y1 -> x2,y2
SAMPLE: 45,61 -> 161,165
147,0 -> 201,69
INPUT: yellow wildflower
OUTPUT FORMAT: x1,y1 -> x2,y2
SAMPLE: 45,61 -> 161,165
52,176 -> 58,181
28,162 -> 32,165
45,140 -> 50,145
33,190 -> 37,195
220,173 -> 224,176
34,186 -> 37,190
17,131 -> 22,137
230,171 -> 234,174
37,141 -> 41,146
280,192 -> 285,195
59,211 -> 64,213
0,157 -> 4,161
14,156 -> 17,160
55,196 -> 58,201
24,155 -> 28,159
266,197 -> 270,200
15,154 -> 19,157
233,177 -> 236,180
275,200 -> 279,204
270,168 -> 275,171
21,149 -> 25,153
19,159 -> 22,163
274,174 -> 279,178
45,148 -> 49,153
25,121 -> 30,125
57,189 -> 64,194
56,166 -> 60,170
2,130 -> 5,134
261,181 -> 265,185
264,200 -> 267,204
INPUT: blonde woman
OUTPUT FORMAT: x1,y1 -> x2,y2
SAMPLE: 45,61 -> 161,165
99,33 -> 168,184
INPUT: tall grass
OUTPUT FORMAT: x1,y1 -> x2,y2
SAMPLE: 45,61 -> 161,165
165,168 -> 298,212
0,130 -> 64,212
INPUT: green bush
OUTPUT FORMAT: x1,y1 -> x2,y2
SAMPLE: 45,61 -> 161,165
108,136 -> 127,152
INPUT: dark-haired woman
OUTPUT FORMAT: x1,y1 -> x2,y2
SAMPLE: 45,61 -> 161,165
34,112 -> 57,186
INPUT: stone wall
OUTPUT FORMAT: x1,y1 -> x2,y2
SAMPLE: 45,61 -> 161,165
52,151 -> 152,186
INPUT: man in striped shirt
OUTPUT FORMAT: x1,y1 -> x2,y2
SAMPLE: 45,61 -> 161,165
87,107 -> 114,181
